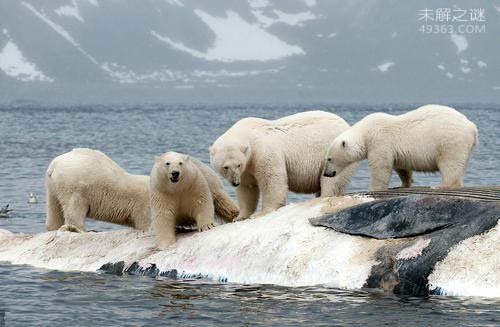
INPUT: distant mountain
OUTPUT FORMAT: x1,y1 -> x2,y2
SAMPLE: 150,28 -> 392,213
0,0 -> 499,105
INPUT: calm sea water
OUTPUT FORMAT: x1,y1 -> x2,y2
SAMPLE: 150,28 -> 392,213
0,104 -> 499,326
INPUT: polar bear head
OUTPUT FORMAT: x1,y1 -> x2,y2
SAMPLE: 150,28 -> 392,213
153,152 -> 192,189
324,130 -> 365,178
210,143 -> 250,187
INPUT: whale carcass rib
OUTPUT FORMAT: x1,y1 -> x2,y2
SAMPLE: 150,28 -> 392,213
351,185 -> 500,202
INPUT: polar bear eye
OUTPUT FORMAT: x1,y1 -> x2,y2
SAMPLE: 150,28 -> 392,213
166,162 -> 170,166
179,162 -> 183,166
237,164 -> 241,168
224,166 -> 229,170
327,158 -> 332,162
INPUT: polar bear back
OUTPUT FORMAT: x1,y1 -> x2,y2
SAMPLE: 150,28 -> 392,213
266,112 -> 350,177
47,148 -> 131,187
227,111 -> 349,149
190,157 -> 224,190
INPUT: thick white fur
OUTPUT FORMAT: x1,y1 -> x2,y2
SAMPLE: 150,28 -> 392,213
46,148 -> 150,232
210,111 -> 357,220
324,105 -> 478,191
150,152 -> 238,249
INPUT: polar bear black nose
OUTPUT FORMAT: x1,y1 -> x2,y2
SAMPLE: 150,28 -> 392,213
323,171 -> 336,178
232,182 -> 240,187
171,171 -> 180,178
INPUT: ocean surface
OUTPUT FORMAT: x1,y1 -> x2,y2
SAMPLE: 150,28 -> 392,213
0,104 -> 499,326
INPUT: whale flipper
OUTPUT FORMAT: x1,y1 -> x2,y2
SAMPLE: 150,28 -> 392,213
310,195 -> 494,239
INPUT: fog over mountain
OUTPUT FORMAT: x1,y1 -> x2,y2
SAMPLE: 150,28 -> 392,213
0,0 -> 499,105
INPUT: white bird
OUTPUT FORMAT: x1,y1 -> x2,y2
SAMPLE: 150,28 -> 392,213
28,193 -> 38,204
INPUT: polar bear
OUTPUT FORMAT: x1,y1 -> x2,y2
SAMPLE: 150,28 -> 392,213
45,148 -> 151,232
150,152 -> 238,249
210,111 -> 358,220
323,105 -> 478,191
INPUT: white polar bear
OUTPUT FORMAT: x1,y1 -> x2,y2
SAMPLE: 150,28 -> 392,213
210,111 -> 358,220
45,148 -> 151,232
150,152 -> 238,249
324,104 -> 478,191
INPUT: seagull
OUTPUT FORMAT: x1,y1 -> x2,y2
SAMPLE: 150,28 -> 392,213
28,193 -> 38,204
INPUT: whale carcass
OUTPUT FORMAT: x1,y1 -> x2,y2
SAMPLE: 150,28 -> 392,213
0,187 -> 498,297
310,194 -> 500,295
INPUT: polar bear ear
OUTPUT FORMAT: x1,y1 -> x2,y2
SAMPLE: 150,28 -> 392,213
240,145 -> 249,155
209,146 -> 216,157
341,140 -> 346,148
183,155 -> 190,162
154,155 -> 161,163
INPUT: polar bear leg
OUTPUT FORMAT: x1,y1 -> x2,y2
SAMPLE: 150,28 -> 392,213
395,169 -> 413,188
194,194 -> 216,232
321,162 -> 359,196
60,193 -> 88,232
131,211 -> 150,231
368,154 -> 393,191
252,169 -> 287,218
437,156 -> 466,189
46,191 -> 64,231
235,173 -> 259,220
212,189 -> 240,222
320,175 -> 338,197
152,209 -> 177,250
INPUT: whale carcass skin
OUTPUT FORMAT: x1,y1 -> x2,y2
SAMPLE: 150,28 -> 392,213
0,195 -> 498,297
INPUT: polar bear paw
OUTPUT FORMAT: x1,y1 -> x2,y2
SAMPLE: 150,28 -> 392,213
233,214 -> 250,222
432,183 -> 462,190
198,222 -> 215,232
249,209 -> 274,219
58,224 -> 85,233
158,238 -> 176,251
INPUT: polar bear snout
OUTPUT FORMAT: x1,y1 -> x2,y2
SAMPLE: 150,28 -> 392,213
228,172 -> 241,187
170,171 -> 180,183
323,158 -> 337,177
323,170 -> 336,178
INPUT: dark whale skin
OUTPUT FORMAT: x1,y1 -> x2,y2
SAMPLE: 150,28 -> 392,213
310,195 -> 500,295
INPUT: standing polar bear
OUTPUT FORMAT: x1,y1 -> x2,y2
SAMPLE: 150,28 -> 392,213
210,111 -> 358,220
46,148 -> 151,232
324,105 -> 478,191
150,152 -> 238,249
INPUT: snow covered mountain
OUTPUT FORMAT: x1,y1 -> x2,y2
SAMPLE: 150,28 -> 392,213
0,0 -> 499,105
